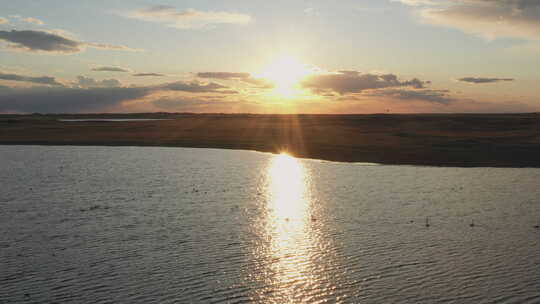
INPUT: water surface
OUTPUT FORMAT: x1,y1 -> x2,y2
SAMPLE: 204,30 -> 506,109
1,146 -> 540,303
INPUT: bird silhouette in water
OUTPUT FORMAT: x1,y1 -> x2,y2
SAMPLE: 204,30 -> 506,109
470,220 -> 475,227
425,217 -> 430,227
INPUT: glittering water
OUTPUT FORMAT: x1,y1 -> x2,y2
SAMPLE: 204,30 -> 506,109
1,146 -> 540,303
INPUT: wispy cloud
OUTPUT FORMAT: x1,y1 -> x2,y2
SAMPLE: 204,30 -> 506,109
304,7 -> 320,16
391,0 -> 437,6
0,30 -> 141,54
91,66 -> 131,73
21,17 -> 44,25
197,71 -> 273,88
9,15 -> 45,25
399,0 -> 540,41
133,73 -> 165,77
197,72 -> 251,79
86,42 -> 143,52
121,6 -> 252,29
457,77 -> 515,84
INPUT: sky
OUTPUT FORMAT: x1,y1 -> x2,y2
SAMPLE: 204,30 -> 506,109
0,0 -> 539,114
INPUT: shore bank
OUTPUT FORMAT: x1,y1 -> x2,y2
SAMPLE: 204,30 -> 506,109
1,113 -> 540,167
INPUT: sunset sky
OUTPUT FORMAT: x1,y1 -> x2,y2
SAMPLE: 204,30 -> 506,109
0,0 -> 539,114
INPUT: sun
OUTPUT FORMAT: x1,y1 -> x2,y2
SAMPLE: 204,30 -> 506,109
257,55 -> 314,98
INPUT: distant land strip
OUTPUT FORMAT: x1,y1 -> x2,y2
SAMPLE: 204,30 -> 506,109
1,113 -> 540,167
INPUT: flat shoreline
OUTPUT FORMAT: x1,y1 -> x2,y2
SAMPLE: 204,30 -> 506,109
1,113 -> 540,168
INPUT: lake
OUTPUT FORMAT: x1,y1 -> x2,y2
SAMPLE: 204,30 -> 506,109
1,146 -> 540,303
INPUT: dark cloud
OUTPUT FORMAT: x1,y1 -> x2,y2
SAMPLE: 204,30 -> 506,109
91,66 -> 131,72
133,73 -> 165,77
0,75 -> 246,113
0,30 -> 140,53
301,71 -> 429,95
0,73 -> 249,113
0,30 -> 80,53
457,77 -> 514,84
162,81 -> 238,93
0,72 -> 63,86
0,86 -> 151,113
366,89 -> 455,104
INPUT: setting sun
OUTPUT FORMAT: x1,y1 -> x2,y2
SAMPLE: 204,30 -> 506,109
257,55 -> 314,98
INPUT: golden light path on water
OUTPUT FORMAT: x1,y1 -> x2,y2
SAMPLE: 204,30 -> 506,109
249,153 -> 345,303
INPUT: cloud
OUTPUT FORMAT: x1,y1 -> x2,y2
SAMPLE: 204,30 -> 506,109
162,80 -> 238,94
73,76 -> 122,88
0,86 -> 151,113
197,72 -> 251,79
391,0 -> 437,6
133,73 -> 165,77
0,72 -> 63,86
9,15 -> 45,25
122,6 -> 252,29
301,71 -> 429,95
91,66 -> 131,72
0,30 -> 80,53
304,7 -> 321,16
0,73 -> 247,113
366,88 -> 455,104
21,17 -> 44,25
0,17 -> 8,25
0,30 -> 140,53
85,42 -> 143,52
457,77 -> 515,84
402,0 -> 540,41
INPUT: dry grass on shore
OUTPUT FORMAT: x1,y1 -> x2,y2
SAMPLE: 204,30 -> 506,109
1,113 -> 540,167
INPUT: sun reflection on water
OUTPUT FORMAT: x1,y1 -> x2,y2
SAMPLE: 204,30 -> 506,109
268,153 -> 310,222
250,153 -> 321,303
244,152 -> 346,302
